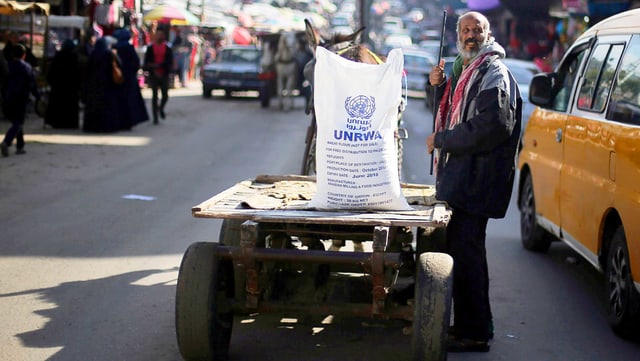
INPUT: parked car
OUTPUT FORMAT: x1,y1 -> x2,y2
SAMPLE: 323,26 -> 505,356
401,47 -> 435,98
200,45 -> 276,107
518,8 -> 640,339
501,58 -> 540,130
418,39 -> 442,58
382,16 -> 405,34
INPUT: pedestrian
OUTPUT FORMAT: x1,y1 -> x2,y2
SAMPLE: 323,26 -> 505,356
2,32 -> 38,69
82,37 -> 121,133
114,29 -> 149,130
143,29 -> 173,124
1,44 -> 39,157
45,39 -> 81,129
0,41 -> 8,116
293,38 -> 313,111
172,29 -> 190,88
426,11 -> 522,352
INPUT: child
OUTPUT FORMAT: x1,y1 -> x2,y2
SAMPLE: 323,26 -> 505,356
1,43 -> 38,157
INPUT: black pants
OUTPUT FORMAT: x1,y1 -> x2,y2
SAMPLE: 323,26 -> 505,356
148,74 -> 169,122
447,206 -> 492,341
2,99 -> 27,150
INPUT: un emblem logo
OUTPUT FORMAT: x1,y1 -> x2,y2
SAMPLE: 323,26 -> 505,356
344,95 -> 376,119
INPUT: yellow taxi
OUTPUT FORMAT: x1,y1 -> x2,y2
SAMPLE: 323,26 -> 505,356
517,8 -> 640,338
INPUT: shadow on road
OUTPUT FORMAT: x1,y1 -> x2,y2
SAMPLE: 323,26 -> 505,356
1,268 -> 180,361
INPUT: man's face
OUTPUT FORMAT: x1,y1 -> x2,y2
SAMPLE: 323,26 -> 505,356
456,14 -> 489,60
156,31 -> 165,43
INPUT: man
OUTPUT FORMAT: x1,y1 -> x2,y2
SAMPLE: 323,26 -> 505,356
426,11 -> 522,352
143,30 -> 174,124
1,44 -> 38,157
2,32 -> 38,68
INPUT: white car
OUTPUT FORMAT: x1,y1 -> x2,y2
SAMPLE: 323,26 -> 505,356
401,47 -> 436,97
501,58 -> 540,132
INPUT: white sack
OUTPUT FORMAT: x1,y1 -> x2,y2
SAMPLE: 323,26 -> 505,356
309,47 -> 411,211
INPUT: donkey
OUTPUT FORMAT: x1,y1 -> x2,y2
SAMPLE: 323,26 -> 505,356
274,32 -> 298,111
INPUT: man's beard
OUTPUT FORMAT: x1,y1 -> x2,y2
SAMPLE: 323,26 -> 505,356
456,38 -> 487,60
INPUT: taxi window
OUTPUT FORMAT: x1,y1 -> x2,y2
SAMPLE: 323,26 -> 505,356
552,49 -> 585,112
607,36 -> 640,125
577,43 -> 624,112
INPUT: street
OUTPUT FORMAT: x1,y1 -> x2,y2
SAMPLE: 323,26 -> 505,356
1,85 -> 639,361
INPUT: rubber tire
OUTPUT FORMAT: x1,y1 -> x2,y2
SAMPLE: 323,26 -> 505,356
176,242 -> 233,361
416,226 -> 447,256
606,227 -> 640,339
260,89 -> 271,108
219,219 -> 242,246
519,173 -> 552,252
203,86 -> 212,98
412,252 -> 453,361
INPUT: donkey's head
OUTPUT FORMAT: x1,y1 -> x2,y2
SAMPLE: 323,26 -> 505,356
302,19 -> 384,114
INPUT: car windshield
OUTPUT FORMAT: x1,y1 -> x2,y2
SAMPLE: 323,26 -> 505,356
219,49 -> 260,63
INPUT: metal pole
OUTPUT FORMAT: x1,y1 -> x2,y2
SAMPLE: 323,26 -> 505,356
430,10 -> 447,175
359,0 -> 369,46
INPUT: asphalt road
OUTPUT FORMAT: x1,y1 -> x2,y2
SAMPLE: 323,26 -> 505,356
1,85 -> 639,361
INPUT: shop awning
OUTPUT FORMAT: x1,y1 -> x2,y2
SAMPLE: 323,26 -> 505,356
0,1 -> 50,16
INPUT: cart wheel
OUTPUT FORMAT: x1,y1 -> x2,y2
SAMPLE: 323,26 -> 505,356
412,252 -> 453,361
219,219 -> 242,246
416,226 -> 447,256
176,242 -> 233,361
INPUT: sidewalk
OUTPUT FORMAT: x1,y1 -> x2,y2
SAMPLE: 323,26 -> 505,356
0,80 -> 201,144
0,81 -> 201,198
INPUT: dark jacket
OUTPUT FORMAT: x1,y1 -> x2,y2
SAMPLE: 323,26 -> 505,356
3,57 -> 37,104
143,42 -> 174,78
432,42 -> 522,219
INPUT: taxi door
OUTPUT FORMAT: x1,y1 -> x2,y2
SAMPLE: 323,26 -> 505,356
522,42 -> 590,235
559,36 -> 627,260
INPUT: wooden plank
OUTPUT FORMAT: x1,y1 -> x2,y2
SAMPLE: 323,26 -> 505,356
192,177 -> 450,228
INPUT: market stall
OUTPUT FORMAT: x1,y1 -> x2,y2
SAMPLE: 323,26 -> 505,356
0,1 -> 50,69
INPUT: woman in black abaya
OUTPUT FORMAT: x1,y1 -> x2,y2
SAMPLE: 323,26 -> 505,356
114,29 -> 149,130
45,39 -> 81,129
82,37 -> 121,133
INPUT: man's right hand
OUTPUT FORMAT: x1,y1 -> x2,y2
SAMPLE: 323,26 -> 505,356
429,59 -> 446,86
426,133 -> 436,154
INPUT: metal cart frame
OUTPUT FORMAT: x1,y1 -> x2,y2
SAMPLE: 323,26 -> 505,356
176,174 -> 452,361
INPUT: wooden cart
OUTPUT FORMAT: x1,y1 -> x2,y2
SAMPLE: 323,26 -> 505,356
176,174 -> 452,361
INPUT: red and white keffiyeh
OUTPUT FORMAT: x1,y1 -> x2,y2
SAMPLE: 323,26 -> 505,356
433,52 -> 492,172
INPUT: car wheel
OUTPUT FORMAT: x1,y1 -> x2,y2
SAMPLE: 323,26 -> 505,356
519,173 -> 552,252
606,226 -> 640,339
202,86 -> 212,98
260,90 -> 270,108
